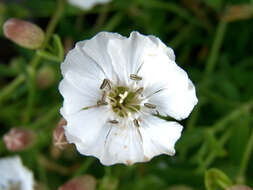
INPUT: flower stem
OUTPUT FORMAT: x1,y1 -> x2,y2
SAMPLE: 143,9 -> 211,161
236,127 -> 253,183
204,19 -> 227,77
0,75 -> 25,104
24,0 -> 66,124
72,157 -> 95,177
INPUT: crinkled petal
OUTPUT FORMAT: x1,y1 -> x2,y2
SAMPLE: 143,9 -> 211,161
138,51 -> 198,120
77,31 -> 175,86
139,116 -> 183,160
0,156 -> 34,190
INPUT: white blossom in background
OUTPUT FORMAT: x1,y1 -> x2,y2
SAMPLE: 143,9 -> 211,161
68,0 -> 111,10
59,31 -> 198,166
0,156 -> 34,190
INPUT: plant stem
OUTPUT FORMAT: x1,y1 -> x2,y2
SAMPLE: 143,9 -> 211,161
204,20 -> 227,77
73,157 -> 95,177
236,127 -> 253,183
0,75 -> 25,104
25,0 -> 66,124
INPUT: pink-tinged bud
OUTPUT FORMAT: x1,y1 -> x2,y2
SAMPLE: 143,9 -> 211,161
227,185 -> 252,190
222,5 -> 253,22
3,18 -> 45,49
36,66 -> 55,89
53,118 -> 68,149
3,128 -> 35,151
58,175 -> 96,190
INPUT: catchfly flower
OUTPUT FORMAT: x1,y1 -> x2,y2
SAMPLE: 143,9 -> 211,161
68,0 -> 111,10
0,156 -> 34,190
59,31 -> 198,166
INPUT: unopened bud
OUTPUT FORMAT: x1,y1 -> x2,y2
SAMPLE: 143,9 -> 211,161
227,185 -> 252,190
53,118 -> 68,149
222,5 -> 253,22
3,128 -> 35,151
3,18 -> 45,49
36,66 -> 55,89
59,175 -> 96,190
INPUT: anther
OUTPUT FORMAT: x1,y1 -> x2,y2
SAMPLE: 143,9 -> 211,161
144,103 -> 156,109
108,120 -> 119,124
101,91 -> 107,102
135,87 -> 144,94
97,100 -> 108,106
130,74 -> 142,81
133,119 -> 140,127
100,79 -> 111,90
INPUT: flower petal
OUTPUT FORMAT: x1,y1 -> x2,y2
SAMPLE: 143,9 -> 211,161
64,107 -> 111,146
100,121 -> 145,165
139,116 -> 183,160
0,156 -> 34,190
138,51 -> 198,120
59,71 -> 104,115
77,32 -> 126,83
77,31 -> 175,86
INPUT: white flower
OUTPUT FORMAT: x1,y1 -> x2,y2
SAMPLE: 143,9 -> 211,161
59,31 -> 198,166
68,0 -> 111,10
0,156 -> 34,190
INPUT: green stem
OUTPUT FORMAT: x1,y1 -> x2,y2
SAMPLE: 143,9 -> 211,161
29,104 -> 61,129
204,20 -> 227,77
237,127 -> 253,183
73,157 -> 96,177
136,0 -> 202,27
25,0 -> 66,124
0,75 -> 25,104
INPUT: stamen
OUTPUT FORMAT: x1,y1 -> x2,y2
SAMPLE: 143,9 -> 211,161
108,120 -> 119,124
130,74 -> 142,81
133,119 -> 140,127
97,100 -> 108,106
101,91 -> 107,102
135,87 -> 144,94
144,103 -> 156,109
100,79 -> 111,90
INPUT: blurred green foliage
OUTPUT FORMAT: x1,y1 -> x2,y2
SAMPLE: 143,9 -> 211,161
0,0 -> 253,190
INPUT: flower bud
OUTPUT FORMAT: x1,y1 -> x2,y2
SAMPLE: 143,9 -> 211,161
222,5 -> 253,22
3,127 -> 35,151
36,66 -> 55,89
53,118 -> 68,149
227,185 -> 252,190
3,18 -> 45,49
58,175 -> 96,190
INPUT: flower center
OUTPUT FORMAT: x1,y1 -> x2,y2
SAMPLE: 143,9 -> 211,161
109,86 -> 141,118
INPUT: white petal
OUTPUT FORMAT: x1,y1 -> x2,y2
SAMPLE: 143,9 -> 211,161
100,121 -> 145,165
77,31 -> 175,86
0,156 -> 34,190
61,43 -> 105,80
68,0 -> 111,10
138,51 -> 198,120
139,116 -> 183,160
59,71 -> 103,115
77,32 -> 126,83
64,107 -> 111,152
148,79 -> 198,120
